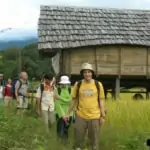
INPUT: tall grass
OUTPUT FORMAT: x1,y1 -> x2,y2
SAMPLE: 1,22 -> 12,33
100,93 -> 150,150
1,93 -> 150,150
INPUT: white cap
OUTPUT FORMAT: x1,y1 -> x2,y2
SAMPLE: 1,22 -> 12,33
81,63 -> 94,72
59,76 -> 71,84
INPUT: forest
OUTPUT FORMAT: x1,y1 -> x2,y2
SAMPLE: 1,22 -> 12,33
0,43 -> 55,80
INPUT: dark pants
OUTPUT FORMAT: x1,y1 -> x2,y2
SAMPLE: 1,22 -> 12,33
56,116 -> 72,140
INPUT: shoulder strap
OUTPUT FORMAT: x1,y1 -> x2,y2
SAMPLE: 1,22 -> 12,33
76,80 -> 82,99
40,84 -> 44,95
40,84 -> 44,103
68,86 -> 71,94
94,80 -> 100,106
76,80 -> 82,110
18,80 -> 22,91
58,87 -> 61,95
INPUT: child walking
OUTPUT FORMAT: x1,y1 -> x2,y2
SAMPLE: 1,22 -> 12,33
55,75 -> 73,142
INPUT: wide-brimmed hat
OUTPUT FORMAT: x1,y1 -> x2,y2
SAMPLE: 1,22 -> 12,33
59,75 -> 71,84
80,63 -> 94,74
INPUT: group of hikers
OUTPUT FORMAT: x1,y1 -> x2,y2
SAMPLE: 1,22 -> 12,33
0,62 -> 106,150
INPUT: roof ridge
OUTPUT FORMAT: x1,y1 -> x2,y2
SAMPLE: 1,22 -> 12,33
40,5 -> 150,12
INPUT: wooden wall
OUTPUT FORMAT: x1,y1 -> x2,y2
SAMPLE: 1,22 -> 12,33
62,45 -> 149,76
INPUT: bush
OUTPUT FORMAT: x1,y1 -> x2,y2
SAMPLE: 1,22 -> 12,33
0,107 -> 62,150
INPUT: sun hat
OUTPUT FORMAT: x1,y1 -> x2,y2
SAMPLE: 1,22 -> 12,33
59,75 -> 71,84
81,63 -> 94,71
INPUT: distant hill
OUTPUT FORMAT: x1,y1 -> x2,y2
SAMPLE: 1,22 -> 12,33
0,38 -> 38,50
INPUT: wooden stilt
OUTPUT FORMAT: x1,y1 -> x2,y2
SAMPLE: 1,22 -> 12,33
115,77 -> 120,100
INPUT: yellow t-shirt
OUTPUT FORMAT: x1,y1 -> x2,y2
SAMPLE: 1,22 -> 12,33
72,80 -> 105,119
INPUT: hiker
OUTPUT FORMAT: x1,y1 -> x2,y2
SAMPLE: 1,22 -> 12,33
64,63 -> 106,150
35,74 -> 59,132
15,72 -> 29,114
4,78 -> 13,107
55,75 -> 73,142
0,74 -> 6,104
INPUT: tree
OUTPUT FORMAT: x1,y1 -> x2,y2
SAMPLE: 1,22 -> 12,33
1,43 -> 55,80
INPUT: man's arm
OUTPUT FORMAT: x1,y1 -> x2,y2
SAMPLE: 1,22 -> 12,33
66,82 -> 78,116
99,82 -> 106,118
100,100 -> 106,118
66,98 -> 77,116
15,81 -> 20,101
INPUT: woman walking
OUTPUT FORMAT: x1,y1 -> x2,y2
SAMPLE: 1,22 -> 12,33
55,75 -> 73,142
4,78 -> 13,108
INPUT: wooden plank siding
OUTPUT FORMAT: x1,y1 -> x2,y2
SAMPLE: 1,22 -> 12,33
96,46 -> 119,75
70,47 -> 96,74
121,47 -> 147,75
62,46 -> 149,76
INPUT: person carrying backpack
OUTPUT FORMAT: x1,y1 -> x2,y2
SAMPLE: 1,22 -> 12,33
55,75 -> 73,142
63,63 -> 106,150
15,72 -> 29,114
35,74 -> 58,132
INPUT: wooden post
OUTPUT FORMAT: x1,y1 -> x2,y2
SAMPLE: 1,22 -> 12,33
146,48 -> 149,100
146,88 -> 149,100
59,50 -> 63,75
68,50 -> 71,77
146,48 -> 149,77
115,76 -> 120,100
94,48 -> 98,76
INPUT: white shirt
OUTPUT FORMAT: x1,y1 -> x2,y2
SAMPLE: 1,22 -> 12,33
36,87 -> 54,112
0,86 -> 4,99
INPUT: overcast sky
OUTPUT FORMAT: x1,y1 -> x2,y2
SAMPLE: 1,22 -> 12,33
0,0 -> 150,30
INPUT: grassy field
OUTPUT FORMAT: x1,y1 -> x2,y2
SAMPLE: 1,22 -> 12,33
0,93 -> 150,150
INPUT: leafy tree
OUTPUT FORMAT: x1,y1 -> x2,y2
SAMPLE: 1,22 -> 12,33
1,43 -> 55,80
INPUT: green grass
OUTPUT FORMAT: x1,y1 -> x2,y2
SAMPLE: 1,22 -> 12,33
1,93 -> 150,150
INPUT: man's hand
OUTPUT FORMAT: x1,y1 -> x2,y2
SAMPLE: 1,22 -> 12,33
100,111 -> 106,126
100,117 -> 105,125
62,114 -> 69,123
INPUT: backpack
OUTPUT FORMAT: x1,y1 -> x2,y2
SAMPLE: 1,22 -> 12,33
57,86 -> 71,95
76,80 -> 100,109
12,79 -> 28,99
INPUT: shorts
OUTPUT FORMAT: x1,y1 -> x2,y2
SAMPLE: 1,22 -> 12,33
17,96 -> 28,109
4,96 -> 13,107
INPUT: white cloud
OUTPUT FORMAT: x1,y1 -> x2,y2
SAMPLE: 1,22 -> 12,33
0,0 -> 150,30
0,0 -> 92,30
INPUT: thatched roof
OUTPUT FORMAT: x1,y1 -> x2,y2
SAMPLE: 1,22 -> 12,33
38,5 -> 150,50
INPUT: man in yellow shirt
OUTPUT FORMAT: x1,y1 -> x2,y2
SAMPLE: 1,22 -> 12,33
63,63 -> 106,150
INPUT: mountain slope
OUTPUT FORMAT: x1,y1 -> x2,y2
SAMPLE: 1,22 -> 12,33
0,38 -> 38,50
0,28 -> 38,50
